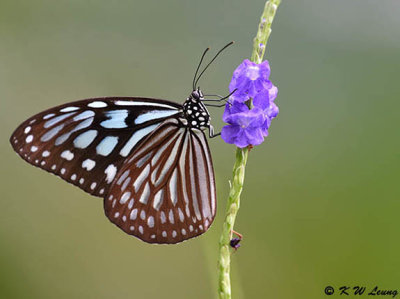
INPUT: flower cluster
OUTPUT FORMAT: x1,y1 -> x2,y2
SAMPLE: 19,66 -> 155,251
221,59 -> 278,148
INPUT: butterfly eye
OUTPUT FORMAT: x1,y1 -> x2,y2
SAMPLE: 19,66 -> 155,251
191,90 -> 200,99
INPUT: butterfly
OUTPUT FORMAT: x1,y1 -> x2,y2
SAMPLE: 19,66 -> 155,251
9,42 -> 234,244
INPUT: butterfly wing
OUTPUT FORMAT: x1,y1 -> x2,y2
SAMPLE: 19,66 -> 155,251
104,117 -> 216,244
10,97 -> 181,197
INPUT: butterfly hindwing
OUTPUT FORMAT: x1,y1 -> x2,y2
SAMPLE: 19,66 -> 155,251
104,117 -> 217,244
10,97 -> 181,197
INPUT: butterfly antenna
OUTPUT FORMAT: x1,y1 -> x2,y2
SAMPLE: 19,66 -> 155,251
193,47 -> 210,91
194,41 -> 234,89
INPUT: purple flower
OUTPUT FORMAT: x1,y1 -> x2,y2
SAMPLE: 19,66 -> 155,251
221,59 -> 279,148
229,59 -> 272,103
253,88 -> 279,136
221,102 -> 265,148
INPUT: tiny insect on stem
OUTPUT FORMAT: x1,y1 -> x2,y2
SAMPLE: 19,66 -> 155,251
229,230 -> 243,251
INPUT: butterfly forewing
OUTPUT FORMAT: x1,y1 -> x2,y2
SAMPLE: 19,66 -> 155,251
104,117 -> 216,244
10,97 -> 181,197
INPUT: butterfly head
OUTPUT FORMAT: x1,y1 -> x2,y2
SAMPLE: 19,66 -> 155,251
183,42 -> 234,130
190,88 -> 204,100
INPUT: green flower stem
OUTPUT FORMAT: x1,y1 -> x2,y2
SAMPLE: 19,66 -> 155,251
251,0 -> 281,64
218,147 -> 248,299
217,1 -> 281,299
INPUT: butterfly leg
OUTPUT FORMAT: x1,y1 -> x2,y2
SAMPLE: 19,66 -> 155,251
202,96 -> 228,106
204,103 -> 226,108
209,125 -> 221,138
202,89 -> 237,105
202,94 -> 224,98
203,99 -> 228,103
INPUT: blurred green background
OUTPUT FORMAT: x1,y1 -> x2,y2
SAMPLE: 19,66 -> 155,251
1,0 -> 400,298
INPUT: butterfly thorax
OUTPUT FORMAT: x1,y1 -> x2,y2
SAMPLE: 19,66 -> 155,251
182,89 -> 210,130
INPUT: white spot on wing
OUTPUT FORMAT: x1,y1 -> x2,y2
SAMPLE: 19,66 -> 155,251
169,210 -> 174,224
128,199 -> 134,209
88,101 -> 107,108
44,112 -> 76,128
153,189 -> 164,210
82,159 -> 96,171
24,126 -> 31,134
30,146 -> 38,152
73,130 -> 98,149
133,164 -> 150,192
104,164 -> 117,184
41,124 -> 64,142
160,211 -> 166,224
130,209 -> 138,220
178,208 -> 184,222
117,170 -> 130,185
100,110 -> 128,128
147,216 -> 154,228
43,113 -> 55,120
120,191 -> 131,204
60,106 -> 79,112
121,177 -> 131,191
73,110 -> 95,121
135,110 -> 178,125
169,169 -> 178,206
42,150 -> 50,157
96,136 -> 119,156
54,134 -> 68,146
90,182 -> 97,190
139,183 -> 150,204
120,124 -> 159,157
26,135 -> 33,143
61,150 -> 74,160
136,152 -> 152,168
56,118 -> 93,145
